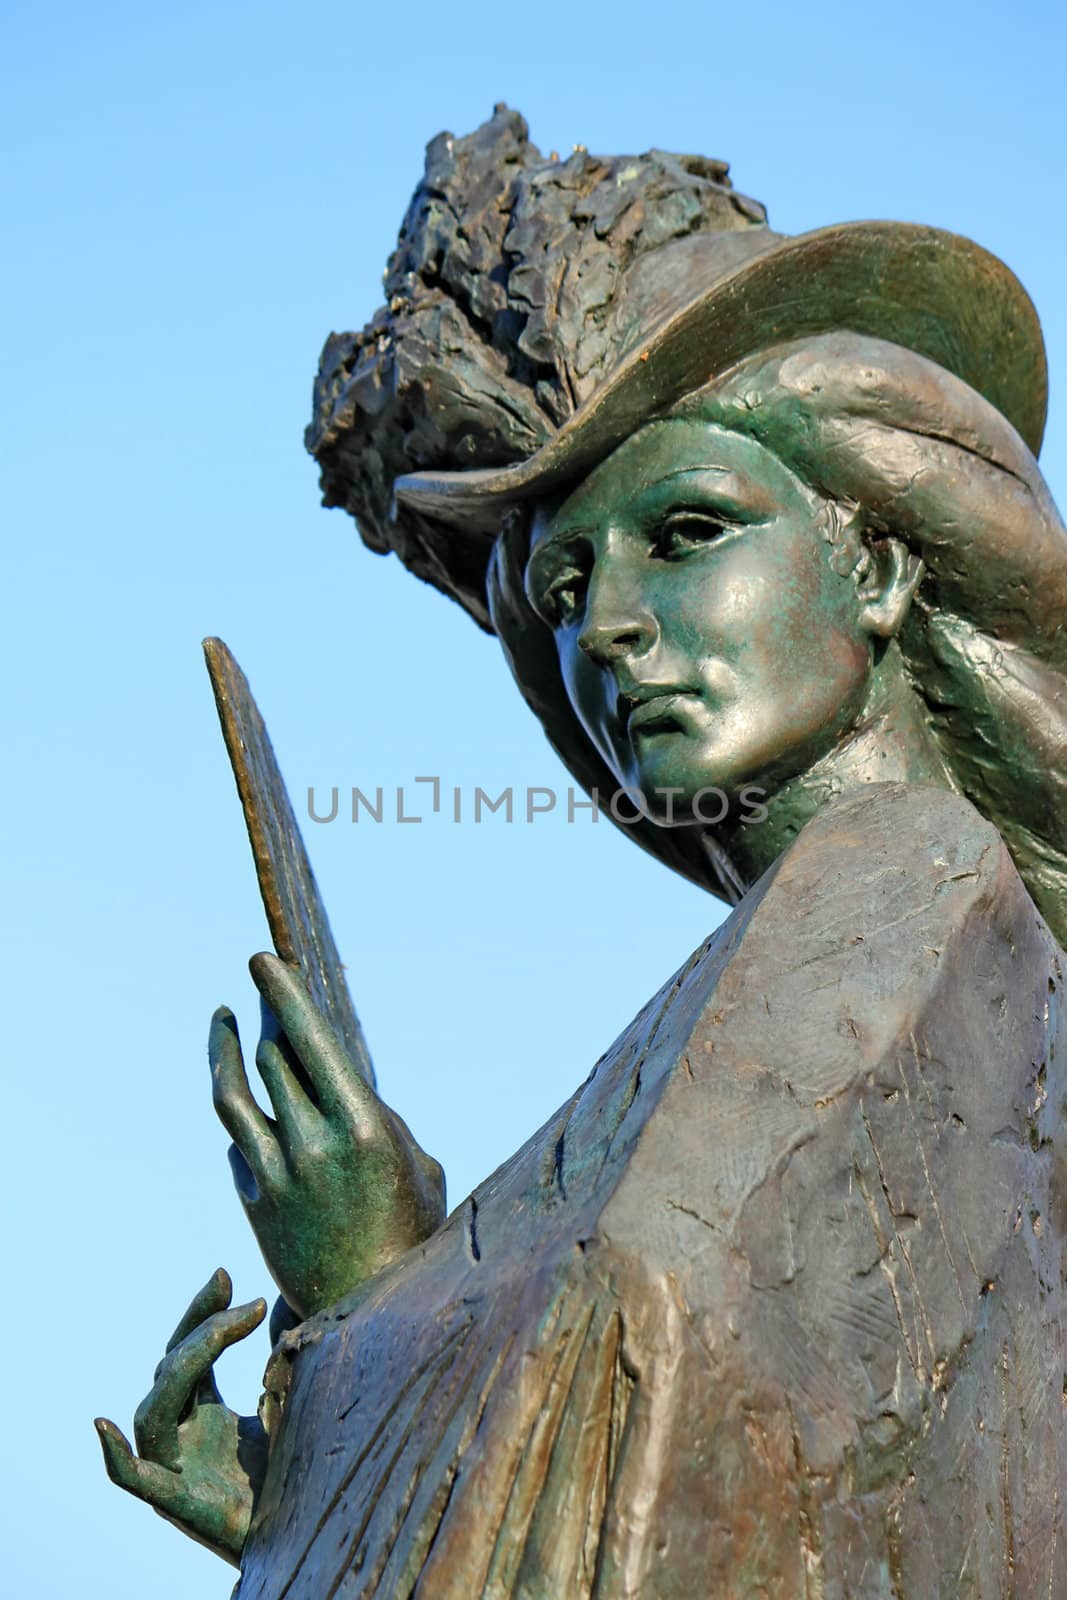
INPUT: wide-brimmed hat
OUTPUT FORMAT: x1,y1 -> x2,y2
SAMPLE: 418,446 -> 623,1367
396,219 -> 1047,531
308,107 -> 1047,630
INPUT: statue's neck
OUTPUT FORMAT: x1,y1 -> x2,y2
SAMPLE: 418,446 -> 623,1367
713,642 -> 956,889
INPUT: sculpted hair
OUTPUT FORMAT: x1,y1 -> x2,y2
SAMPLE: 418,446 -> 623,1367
491,333 -> 1067,944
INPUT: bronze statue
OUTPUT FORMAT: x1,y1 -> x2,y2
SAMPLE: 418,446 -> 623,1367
98,108 -> 1067,1595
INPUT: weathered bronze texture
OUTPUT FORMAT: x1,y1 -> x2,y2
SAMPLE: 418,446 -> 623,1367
238,785 -> 1067,1596
98,107 -> 1067,1595
203,637 -> 375,1090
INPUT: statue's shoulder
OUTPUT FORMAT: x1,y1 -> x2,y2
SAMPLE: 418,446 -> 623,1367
753,778 -> 1007,925
723,774 -> 1049,998
699,779 -> 1052,1091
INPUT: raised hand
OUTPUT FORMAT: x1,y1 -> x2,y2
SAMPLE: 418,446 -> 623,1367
210,952 -> 446,1320
95,1269 -> 268,1567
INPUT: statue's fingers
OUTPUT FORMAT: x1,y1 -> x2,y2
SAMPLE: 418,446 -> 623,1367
210,1006 -> 282,1188
255,1018 -> 319,1159
134,1300 -> 267,1470
249,954 -> 377,1134
95,1417 -> 184,1508
160,1269 -> 232,1405
165,1267 -> 233,1355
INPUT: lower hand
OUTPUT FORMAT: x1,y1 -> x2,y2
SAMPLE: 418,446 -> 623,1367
95,1269 -> 267,1567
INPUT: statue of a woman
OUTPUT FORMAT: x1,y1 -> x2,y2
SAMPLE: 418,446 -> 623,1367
98,109 -> 1067,1596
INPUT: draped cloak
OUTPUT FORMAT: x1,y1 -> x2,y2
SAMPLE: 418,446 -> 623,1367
236,784 -> 1067,1598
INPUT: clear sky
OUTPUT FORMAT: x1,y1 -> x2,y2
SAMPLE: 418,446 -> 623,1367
4,1 -> 1065,1593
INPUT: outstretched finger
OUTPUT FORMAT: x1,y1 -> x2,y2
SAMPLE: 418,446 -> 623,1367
96,1417 -> 184,1509
134,1299 -> 266,1470
249,954 -> 376,1133
165,1267 -> 233,1354
210,1007 -> 282,1190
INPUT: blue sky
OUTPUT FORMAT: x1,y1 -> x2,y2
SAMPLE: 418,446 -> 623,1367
4,1 -> 1065,1593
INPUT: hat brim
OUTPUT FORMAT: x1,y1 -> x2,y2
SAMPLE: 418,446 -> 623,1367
395,221 -> 1047,532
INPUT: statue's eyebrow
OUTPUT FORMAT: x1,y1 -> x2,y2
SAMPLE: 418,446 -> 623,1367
653,464 -> 731,482
632,464 -> 779,519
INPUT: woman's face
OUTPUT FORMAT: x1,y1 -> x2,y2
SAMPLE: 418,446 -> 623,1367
524,419 -> 875,821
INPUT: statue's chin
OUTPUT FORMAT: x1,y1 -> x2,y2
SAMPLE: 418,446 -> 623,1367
628,714 -> 875,829
622,724 -> 773,816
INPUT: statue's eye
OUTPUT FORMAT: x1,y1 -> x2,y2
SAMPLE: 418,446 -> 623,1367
543,567 -> 586,625
656,511 -> 730,556
526,538 -> 593,628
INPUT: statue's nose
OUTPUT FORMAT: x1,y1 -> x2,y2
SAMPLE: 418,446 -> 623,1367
578,595 -> 657,666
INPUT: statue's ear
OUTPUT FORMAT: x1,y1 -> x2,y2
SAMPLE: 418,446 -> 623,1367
855,536 -> 924,638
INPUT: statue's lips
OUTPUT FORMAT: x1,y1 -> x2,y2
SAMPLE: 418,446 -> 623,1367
623,691 -> 701,735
